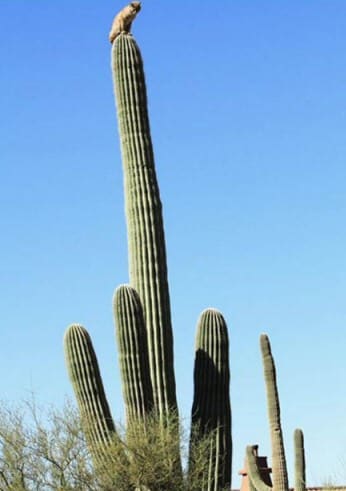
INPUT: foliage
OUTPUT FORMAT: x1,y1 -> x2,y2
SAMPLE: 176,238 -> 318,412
0,400 -> 228,491
85,411 -> 229,491
0,398 -> 96,490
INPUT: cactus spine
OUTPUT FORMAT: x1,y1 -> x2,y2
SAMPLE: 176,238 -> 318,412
111,33 -> 177,421
190,308 -> 232,491
294,429 -> 306,491
113,285 -> 153,424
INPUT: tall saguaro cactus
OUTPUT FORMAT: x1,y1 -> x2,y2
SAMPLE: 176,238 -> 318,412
190,309 -> 232,491
111,33 -> 177,421
64,7 -> 233,488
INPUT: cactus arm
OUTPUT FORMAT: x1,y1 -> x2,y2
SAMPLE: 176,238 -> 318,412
113,285 -> 154,424
294,429 -> 306,491
63,324 -> 117,460
190,308 -> 232,490
111,33 -> 177,420
246,445 -> 272,491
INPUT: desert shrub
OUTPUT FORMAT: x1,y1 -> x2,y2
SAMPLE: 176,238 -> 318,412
0,400 -> 228,490
0,398 -> 96,490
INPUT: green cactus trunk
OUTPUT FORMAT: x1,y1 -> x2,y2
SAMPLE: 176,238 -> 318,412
63,324 -> 117,462
246,336 -> 307,491
294,429 -> 306,491
190,308 -> 232,491
113,285 -> 154,424
260,334 -> 288,491
111,33 -> 177,421
247,335 -> 289,491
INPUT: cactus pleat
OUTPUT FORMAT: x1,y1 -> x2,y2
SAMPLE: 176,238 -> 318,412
190,308 -> 232,490
64,324 -> 117,459
113,285 -> 154,424
111,34 -> 177,420
294,429 -> 306,491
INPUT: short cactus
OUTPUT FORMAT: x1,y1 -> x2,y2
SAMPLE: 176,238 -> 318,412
294,428 -> 306,491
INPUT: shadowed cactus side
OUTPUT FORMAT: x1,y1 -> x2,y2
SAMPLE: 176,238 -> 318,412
190,308 -> 232,491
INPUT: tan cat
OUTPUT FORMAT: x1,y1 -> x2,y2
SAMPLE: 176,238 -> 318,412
109,2 -> 141,43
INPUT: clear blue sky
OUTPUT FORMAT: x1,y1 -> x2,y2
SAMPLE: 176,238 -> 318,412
1,1 -> 346,487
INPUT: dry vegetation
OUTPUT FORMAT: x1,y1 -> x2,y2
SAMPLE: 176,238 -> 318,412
0,399 -> 228,490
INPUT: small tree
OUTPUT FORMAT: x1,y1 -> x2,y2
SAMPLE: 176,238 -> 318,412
0,398 -> 96,490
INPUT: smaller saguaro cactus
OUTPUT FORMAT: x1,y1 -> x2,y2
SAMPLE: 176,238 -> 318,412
261,333 -> 288,491
246,334 -> 288,491
190,308 -> 232,491
294,428 -> 306,491
246,335 -> 306,491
